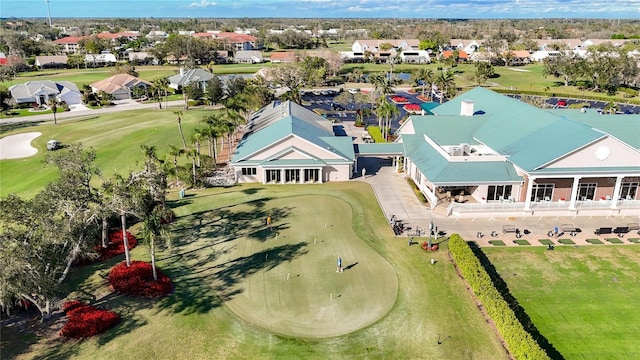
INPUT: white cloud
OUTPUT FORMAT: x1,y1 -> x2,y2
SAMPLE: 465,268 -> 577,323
188,0 -> 217,8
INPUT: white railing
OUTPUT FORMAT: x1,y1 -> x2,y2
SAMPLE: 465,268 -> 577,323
449,199 -> 640,215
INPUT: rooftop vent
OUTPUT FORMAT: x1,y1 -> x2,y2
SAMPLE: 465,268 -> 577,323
460,100 -> 474,116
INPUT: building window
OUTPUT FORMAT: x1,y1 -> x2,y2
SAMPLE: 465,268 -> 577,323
488,185 -> 513,201
285,169 -> 300,183
266,169 -> 281,183
578,183 -> 597,201
304,169 -> 319,182
530,183 -> 554,202
241,167 -> 256,176
619,182 -> 638,200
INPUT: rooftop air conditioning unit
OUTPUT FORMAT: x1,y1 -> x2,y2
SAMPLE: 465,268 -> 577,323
449,147 -> 463,156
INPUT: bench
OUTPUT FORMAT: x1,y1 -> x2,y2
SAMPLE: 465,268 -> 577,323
502,225 -> 516,234
561,224 -> 577,232
594,227 -> 612,235
627,223 -> 639,231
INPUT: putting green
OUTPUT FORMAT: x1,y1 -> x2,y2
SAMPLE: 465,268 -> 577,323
210,195 -> 398,338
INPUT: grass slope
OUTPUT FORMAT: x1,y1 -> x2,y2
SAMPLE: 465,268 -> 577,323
483,246 -> 640,359
3,184 -> 508,359
0,108 -> 216,197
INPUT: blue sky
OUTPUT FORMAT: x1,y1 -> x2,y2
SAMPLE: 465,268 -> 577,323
2,0 -> 639,19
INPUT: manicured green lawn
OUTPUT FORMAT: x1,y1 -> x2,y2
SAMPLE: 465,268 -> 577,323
0,108 -> 218,197
2,184 -> 508,359
483,246 -> 640,359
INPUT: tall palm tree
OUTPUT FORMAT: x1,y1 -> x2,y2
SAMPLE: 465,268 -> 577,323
139,205 -> 170,281
167,145 -> 184,185
173,110 -> 188,149
411,68 -> 434,99
377,97 -> 400,141
202,113 -> 225,167
434,70 -> 456,104
191,130 -> 204,167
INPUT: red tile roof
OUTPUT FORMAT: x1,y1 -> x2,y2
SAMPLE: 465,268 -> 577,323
53,36 -> 89,44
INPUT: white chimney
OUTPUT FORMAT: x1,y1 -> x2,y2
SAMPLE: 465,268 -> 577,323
179,67 -> 185,76
460,100 -> 475,116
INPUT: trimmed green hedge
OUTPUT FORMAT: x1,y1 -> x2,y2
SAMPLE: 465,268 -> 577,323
449,234 -> 550,360
367,126 -> 385,143
405,178 -> 427,204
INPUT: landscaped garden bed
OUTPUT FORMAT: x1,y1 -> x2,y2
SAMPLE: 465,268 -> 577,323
402,104 -> 422,113
558,239 -> 575,245
108,260 -> 172,297
60,301 -> 120,339
488,240 -> 506,246
390,96 -> 409,104
586,239 -> 604,244
605,238 -> 624,244
538,239 -> 554,246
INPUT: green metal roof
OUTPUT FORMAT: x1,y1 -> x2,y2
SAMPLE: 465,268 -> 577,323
402,134 -> 521,184
232,101 -> 355,164
409,115 -> 482,145
532,166 -> 640,174
546,109 -> 640,149
419,101 -> 440,115
355,142 -> 404,155
428,87 -> 606,171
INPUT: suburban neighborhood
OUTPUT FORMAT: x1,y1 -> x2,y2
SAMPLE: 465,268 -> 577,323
1,14 -> 639,360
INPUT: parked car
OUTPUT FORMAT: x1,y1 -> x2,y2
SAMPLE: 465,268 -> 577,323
556,100 -> 567,107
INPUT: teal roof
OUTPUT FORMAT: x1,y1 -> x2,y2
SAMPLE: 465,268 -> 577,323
409,115 -> 482,145
419,102 -> 440,115
355,143 -> 404,155
232,101 -> 355,164
428,87 -> 606,171
546,109 -> 640,149
402,134 -> 521,184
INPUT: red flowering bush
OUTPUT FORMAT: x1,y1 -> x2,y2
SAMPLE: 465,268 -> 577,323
60,301 -> 120,339
403,104 -> 422,113
96,231 -> 137,262
390,96 -> 409,103
416,95 -> 430,102
108,260 -> 172,297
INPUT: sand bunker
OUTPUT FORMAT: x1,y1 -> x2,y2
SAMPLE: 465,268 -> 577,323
0,132 -> 42,160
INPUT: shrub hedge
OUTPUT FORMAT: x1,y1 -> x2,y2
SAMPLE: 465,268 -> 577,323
448,234 -> 550,360
60,301 -> 120,339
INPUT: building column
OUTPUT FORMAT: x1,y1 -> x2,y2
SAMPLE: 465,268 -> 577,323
611,176 -> 624,209
568,176 -> 582,210
262,169 -> 267,185
524,176 -> 536,211
281,169 -> 285,184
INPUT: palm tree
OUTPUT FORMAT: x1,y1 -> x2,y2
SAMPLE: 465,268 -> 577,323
104,174 -> 148,267
167,145 -> 184,185
139,205 -> 170,281
434,70 -> 456,104
201,113 -> 225,167
48,98 -> 58,125
411,68 -> 434,99
173,110 -> 188,149
377,97 -> 400,141
191,130 -> 204,167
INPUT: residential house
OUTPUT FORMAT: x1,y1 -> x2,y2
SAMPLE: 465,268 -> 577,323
167,68 -> 215,91
400,50 -> 431,64
269,52 -> 298,63
84,53 -> 117,66
8,80 -> 81,106
441,50 -> 469,62
232,100 -> 356,184
395,87 -> 640,217
213,32 -> 259,51
449,39 -> 483,54
146,30 -> 169,41
35,55 -> 68,68
234,50 -> 263,64
53,36 -> 87,54
90,73 -> 152,100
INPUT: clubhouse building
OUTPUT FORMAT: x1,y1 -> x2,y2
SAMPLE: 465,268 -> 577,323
231,87 -> 640,217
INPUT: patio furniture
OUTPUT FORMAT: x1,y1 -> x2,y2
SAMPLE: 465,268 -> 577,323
627,223 -> 639,231
562,224 -> 578,236
594,227 -> 612,235
502,225 -> 516,234
613,227 -> 629,237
